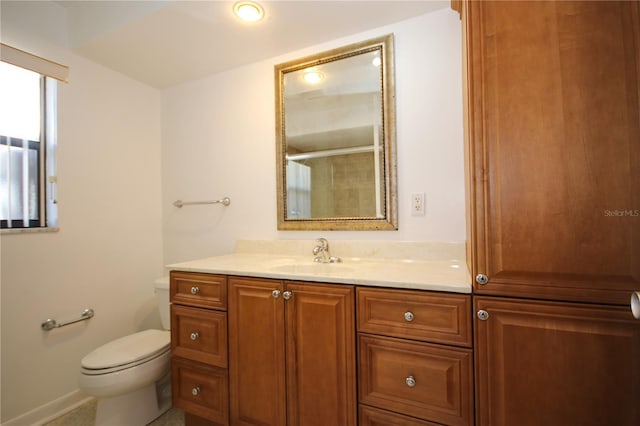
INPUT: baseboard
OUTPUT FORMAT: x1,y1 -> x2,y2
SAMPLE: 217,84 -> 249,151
2,390 -> 93,426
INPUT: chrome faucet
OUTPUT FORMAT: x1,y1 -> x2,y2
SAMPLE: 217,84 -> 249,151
312,238 -> 340,263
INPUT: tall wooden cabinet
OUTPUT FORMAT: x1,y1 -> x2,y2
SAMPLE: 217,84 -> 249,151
461,0 -> 640,304
228,276 -> 356,426
457,1 -> 640,424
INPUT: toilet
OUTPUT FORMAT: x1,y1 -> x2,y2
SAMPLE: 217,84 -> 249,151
79,277 -> 172,426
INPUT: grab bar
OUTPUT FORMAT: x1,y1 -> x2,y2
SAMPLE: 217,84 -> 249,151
41,308 -> 95,331
173,197 -> 231,208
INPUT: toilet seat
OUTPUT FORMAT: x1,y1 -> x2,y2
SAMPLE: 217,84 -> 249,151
81,329 -> 170,375
81,346 -> 169,375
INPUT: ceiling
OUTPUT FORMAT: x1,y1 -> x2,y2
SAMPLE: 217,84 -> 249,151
55,0 -> 448,88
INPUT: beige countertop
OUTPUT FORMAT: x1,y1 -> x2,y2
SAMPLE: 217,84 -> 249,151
167,240 -> 472,294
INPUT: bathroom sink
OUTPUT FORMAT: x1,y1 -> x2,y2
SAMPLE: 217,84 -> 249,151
269,263 -> 354,275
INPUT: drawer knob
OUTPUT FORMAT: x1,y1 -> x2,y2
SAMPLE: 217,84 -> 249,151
406,375 -> 416,388
283,291 -> 292,300
191,386 -> 200,396
477,310 -> 489,321
190,286 -> 199,295
272,290 -> 281,298
404,311 -> 414,322
475,274 -> 489,285
190,332 -> 199,341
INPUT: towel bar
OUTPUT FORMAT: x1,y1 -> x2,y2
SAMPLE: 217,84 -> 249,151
41,308 -> 94,331
173,197 -> 231,208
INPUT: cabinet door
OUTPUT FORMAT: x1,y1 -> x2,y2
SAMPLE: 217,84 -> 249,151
228,277 -> 286,426
464,0 -> 640,304
475,296 -> 640,426
284,281 -> 357,426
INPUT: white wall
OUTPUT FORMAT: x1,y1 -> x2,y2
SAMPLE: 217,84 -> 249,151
0,1 -> 164,422
162,8 -> 465,264
0,3 -> 464,422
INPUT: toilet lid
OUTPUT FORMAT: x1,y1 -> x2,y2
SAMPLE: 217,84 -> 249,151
81,329 -> 170,370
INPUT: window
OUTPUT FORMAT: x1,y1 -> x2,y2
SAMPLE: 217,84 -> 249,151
0,44 -> 66,231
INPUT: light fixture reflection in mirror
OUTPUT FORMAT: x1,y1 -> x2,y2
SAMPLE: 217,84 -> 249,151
303,68 -> 324,84
275,34 -> 397,231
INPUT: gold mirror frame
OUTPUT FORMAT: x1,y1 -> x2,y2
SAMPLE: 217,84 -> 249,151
275,34 -> 398,230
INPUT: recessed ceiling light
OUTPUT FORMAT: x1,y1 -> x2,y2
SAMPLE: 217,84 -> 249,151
234,2 -> 264,22
372,56 -> 382,67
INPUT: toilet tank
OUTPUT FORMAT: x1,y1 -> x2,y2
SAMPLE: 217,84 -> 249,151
154,277 -> 171,330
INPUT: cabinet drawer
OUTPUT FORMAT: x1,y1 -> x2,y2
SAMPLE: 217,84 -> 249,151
171,271 -> 227,310
172,357 -> 228,425
359,405 -> 441,426
357,288 -> 471,347
171,305 -> 228,368
359,334 -> 473,426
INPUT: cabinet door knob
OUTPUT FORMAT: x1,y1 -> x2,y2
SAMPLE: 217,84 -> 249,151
631,291 -> 640,320
406,375 -> 416,387
190,332 -> 199,341
283,291 -> 292,300
272,290 -> 281,298
477,310 -> 489,321
475,274 -> 489,285
404,311 -> 414,322
190,286 -> 199,295
191,386 -> 200,396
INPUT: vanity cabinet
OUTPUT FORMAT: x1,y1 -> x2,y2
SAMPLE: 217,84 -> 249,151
456,0 -> 640,424
357,288 -> 474,426
169,270 -> 472,426
170,272 -> 229,425
228,276 -> 357,426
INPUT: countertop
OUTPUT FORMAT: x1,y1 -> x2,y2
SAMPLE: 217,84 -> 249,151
167,240 -> 472,294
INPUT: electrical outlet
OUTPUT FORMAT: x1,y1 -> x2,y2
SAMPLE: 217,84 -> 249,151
411,193 -> 425,216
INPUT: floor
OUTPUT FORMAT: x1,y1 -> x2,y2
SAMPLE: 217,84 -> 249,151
44,399 -> 185,426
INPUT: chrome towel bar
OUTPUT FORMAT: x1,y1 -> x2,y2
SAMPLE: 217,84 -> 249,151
173,197 -> 231,208
41,308 -> 94,331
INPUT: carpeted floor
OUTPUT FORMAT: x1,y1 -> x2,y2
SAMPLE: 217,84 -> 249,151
44,399 -> 184,426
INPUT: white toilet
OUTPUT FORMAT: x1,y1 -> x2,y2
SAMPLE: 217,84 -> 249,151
79,277 -> 172,426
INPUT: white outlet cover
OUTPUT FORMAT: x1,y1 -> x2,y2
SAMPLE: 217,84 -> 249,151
411,192 -> 425,216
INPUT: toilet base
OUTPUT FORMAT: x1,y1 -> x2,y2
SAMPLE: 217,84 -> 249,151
95,371 -> 171,426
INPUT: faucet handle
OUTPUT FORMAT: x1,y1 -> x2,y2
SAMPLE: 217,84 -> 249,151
313,238 -> 332,263
316,237 -> 329,248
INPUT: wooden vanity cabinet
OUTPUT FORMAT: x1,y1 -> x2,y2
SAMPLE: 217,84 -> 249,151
170,272 -> 229,426
170,271 -> 473,426
228,276 -> 357,426
357,287 -> 474,426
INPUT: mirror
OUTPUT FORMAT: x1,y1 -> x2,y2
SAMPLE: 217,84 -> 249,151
275,34 -> 397,230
